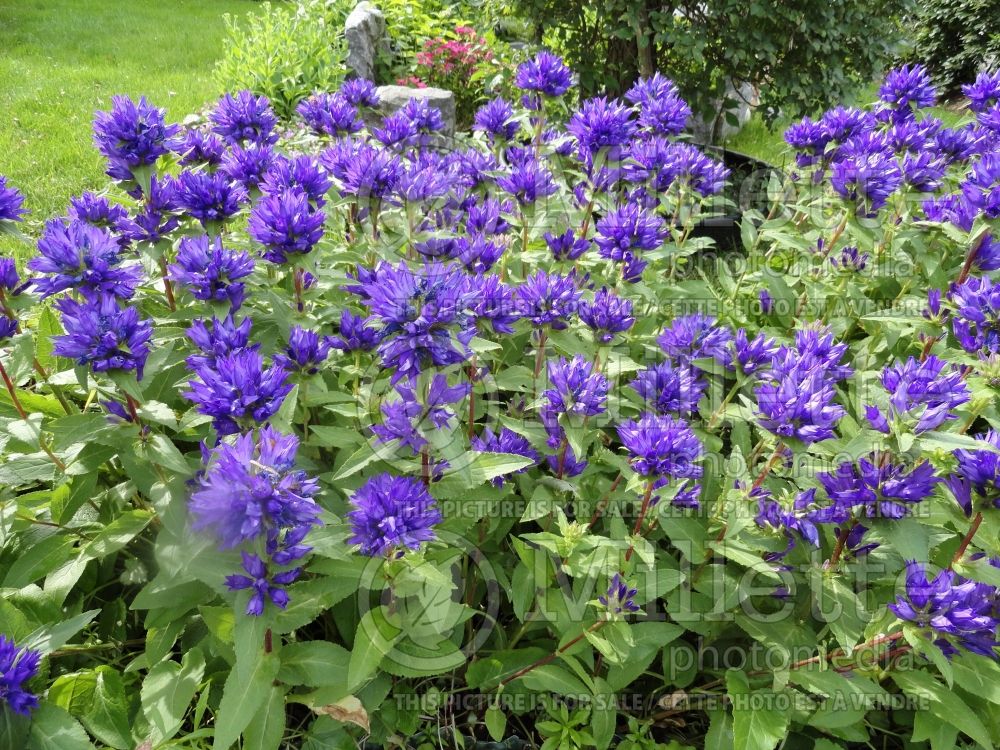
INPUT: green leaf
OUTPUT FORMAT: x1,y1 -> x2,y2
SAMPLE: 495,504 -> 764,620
519,664 -> 589,696
590,677 -> 615,750
815,576 -> 868,650
141,648 -> 206,745
107,369 -> 144,402
82,667 -> 132,749
606,621 -> 684,691
213,651 -> 281,750
243,685 -> 287,750
485,704 -> 507,742
233,605 -> 270,680
704,708 -> 734,750
333,439 -> 396,480
436,452 -> 535,491
0,709 -> 30,750
48,671 -> 98,716
726,670 -> 789,750
912,710 -> 959,750
347,607 -> 401,692
144,433 -> 191,475
26,703 -> 95,750
893,669 -> 992,749
24,609 -> 99,655
35,307 -> 61,371
80,509 -> 153,561
950,654 -> 1000,705
278,640 -> 350,687
875,517 -> 929,563
3,535 -> 74,587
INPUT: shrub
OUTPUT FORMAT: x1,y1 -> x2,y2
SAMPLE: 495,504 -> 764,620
491,0 -> 908,129
214,0 -> 350,120
404,26 -> 504,126
374,0 -> 473,79
907,0 -> 1000,96
2,56 -> 1000,750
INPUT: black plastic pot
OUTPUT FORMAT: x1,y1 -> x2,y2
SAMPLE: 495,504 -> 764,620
688,145 -> 782,252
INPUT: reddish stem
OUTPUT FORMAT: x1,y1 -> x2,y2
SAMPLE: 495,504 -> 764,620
293,267 -> 304,314
588,473 -> 623,528
624,480 -> 656,564
752,443 -> 784,490
0,358 -> 66,471
950,511 -> 983,569
555,438 -> 569,479
957,232 -> 990,287
826,522 -> 854,569
421,448 -> 431,487
0,358 -> 28,419
499,620 -> 605,687
125,394 -> 142,424
159,258 -> 176,312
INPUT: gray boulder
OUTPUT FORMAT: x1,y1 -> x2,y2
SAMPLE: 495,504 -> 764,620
345,2 -> 386,82
375,85 -> 456,136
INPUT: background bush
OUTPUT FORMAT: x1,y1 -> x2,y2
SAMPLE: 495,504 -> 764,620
906,0 -> 1000,96
488,0 -> 908,131
214,0 -> 350,119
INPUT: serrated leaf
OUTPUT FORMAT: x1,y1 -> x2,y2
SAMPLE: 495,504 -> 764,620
26,703 -> 95,750
348,607 -> 401,691
278,640 -> 350,687
243,685 -> 287,750
519,664 -> 589,696
82,666 -> 132,749
213,651 -> 280,750
141,648 -> 205,745
24,609 -> 99,655
726,670 -> 788,750
80,509 -> 153,561
893,669 -> 992,749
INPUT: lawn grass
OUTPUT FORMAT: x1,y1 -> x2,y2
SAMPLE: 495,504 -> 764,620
0,0 -> 258,246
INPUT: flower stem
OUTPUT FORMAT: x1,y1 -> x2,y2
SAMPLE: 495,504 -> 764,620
499,620 -> 606,687
0,357 -> 28,418
950,511 -> 984,569
421,447 -> 431,487
467,355 -> 477,440
533,330 -> 548,377
706,380 -> 743,431
957,232 -> 990,287
752,443 -> 784,490
624,479 -> 656,563
555,437 -> 569,479
588,473 -> 623,528
292,266 -> 306,314
159,258 -> 176,312
0,358 -> 66,472
825,521 -> 855,569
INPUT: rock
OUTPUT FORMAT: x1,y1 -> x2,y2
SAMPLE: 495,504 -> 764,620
344,2 -> 386,82
688,80 -> 758,144
375,85 -> 457,136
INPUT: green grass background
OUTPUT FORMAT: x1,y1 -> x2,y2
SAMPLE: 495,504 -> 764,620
0,0 -> 257,233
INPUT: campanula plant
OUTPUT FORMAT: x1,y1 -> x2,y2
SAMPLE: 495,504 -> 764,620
2,58 -> 1000,750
